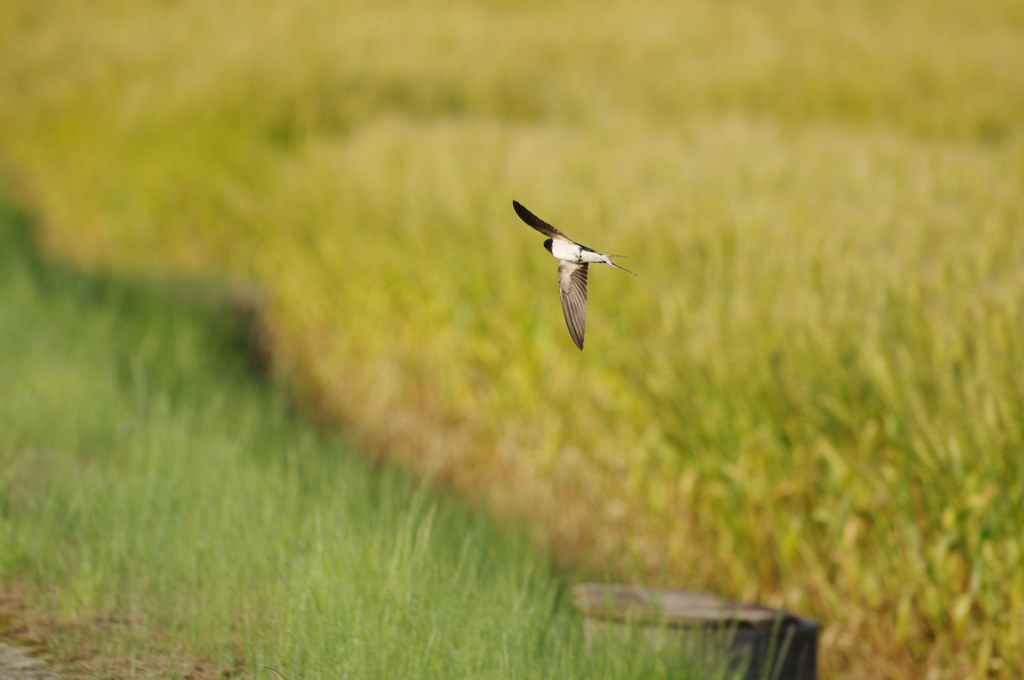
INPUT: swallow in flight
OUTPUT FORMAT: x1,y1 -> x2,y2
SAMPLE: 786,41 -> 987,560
513,200 -> 636,350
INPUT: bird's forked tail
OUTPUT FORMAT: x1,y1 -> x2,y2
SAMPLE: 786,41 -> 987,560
606,254 -> 637,276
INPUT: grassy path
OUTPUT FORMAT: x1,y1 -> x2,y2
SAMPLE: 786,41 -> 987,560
0,198 -> 689,680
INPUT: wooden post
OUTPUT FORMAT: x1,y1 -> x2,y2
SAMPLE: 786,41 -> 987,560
573,584 -> 817,680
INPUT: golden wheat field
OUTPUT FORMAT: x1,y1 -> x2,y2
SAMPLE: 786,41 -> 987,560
2,0 -> 1024,677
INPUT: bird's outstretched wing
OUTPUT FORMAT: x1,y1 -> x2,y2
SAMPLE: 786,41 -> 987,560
513,200 -> 570,240
557,261 -> 588,350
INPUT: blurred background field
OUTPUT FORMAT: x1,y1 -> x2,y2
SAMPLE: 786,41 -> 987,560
1,0 -> 1023,678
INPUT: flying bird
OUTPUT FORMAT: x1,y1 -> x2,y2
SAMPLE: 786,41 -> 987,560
513,200 -> 636,350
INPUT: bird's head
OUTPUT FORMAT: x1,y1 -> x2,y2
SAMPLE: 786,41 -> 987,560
543,238 -> 553,253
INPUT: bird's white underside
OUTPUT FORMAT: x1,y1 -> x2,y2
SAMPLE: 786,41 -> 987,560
549,238 -> 613,265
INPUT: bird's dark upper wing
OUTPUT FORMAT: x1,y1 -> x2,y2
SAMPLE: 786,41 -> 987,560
513,200 -> 569,239
557,261 -> 588,350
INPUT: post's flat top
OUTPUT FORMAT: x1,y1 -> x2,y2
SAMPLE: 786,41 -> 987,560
572,584 -> 795,628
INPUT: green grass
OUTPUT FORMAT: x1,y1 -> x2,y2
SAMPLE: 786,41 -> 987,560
2,1 -> 1023,677
0,197 -> 715,680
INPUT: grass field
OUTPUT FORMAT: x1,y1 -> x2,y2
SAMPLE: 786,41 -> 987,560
0,196 -> 722,680
1,1 -> 1023,677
